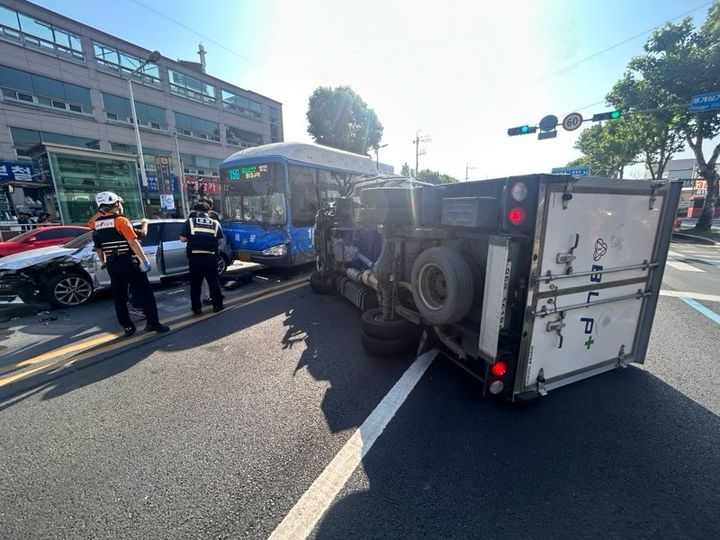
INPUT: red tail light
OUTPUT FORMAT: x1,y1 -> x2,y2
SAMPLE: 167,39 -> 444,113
507,207 -> 526,226
490,361 -> 508,377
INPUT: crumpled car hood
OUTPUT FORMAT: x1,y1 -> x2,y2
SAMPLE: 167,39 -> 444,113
0,246 -> 75,271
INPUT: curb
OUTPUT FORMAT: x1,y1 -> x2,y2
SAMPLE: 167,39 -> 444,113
672,232 -> 718,245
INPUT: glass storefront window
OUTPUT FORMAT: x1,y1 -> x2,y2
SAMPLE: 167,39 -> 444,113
49,153 -> 142,224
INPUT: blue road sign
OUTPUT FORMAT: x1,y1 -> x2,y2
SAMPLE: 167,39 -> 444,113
690,91 -> 720,113
552,166 -> 590,176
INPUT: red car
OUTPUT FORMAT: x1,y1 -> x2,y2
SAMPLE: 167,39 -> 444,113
0,226 -> 90,257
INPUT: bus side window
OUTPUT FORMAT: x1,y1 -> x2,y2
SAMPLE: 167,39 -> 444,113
289,165 -> 318,227
318,169 -> 344,200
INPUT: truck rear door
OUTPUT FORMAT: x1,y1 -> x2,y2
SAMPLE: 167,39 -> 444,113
515,176 -> 681,397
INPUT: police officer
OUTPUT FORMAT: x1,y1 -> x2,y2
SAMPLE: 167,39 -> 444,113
88,192 -> 169,336
180,201 -> 224,314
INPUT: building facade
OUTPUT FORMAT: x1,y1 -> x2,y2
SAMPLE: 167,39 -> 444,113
0,0 -> 283,224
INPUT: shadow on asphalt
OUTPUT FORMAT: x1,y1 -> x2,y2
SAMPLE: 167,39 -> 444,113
315,361 -> 720,538
0,264 -> 286,369
1,282 -> 411,428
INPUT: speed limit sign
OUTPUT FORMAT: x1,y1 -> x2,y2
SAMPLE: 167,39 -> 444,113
562,112 -> 583,131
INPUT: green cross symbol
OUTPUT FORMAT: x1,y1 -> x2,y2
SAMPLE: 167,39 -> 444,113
584,336 -> 595,350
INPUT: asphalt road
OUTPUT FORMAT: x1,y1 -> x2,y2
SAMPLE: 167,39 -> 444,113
0,240 -> 718,539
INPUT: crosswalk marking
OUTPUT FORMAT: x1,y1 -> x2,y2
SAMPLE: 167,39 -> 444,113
665,259 -> 705,272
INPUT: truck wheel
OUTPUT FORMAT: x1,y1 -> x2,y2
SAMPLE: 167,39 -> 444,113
411,247 -> 474,325
361,308 -> 412,339
309,271 -> 336,295
361,330 -> 416,357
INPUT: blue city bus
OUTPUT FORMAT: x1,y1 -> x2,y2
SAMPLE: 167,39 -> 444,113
219,142 -> 379,267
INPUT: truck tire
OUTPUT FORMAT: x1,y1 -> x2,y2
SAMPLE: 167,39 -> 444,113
360,330 -> 416,357
309,271 -> 336,295
361,308 -> 413,339
411,247 -> 474,325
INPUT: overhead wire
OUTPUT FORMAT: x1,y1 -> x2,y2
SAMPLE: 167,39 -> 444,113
129,0 -> 260,68
562,0 -> 714,116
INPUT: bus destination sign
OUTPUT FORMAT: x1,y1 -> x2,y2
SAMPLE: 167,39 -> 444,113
228,164 -> 271,181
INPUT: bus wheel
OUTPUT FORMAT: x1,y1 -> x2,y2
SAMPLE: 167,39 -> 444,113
309,271 -> 336,295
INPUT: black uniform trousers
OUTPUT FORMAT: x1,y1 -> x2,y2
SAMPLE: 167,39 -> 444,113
106,255 -> 160,329
189,254 -> 222,312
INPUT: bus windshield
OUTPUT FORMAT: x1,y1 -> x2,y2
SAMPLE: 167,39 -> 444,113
221,163 -> 287,226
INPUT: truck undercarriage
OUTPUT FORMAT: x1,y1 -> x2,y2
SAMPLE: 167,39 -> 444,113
311,174 -> 681,401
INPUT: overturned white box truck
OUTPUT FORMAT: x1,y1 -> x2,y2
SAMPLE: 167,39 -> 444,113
311,174 -> 681,401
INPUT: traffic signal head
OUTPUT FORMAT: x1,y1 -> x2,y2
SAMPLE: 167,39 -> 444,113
508,125 -> 538,136
592,110 -> 622,122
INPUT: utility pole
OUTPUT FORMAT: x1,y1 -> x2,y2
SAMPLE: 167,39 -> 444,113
465,163 -> 477,181
412,130 -> 431,177
173,131 -> 189,217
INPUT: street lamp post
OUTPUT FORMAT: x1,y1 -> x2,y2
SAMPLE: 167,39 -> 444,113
374,143 -> 388,169
126,50 -> 161,215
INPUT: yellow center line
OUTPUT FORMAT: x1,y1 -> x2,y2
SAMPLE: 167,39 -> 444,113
0,278 -> 309,388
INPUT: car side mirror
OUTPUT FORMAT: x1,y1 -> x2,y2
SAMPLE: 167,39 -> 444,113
27,236 -> 37,242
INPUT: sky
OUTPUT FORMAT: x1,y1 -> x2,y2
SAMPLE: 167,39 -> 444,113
32,0 -> 716,180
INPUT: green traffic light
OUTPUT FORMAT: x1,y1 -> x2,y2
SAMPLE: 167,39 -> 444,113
521,125 -> 529,133
610,110 -> 621,119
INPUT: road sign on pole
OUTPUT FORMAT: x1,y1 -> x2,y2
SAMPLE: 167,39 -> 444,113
551,166 -> 590,176
690,91 -> 720,113
562,112 -> 583,131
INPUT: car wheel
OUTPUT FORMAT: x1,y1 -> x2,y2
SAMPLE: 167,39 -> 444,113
44,273 -> 94,308
217,254 -> 228,275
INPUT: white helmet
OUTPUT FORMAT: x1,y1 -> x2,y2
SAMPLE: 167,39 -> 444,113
95,191 -> 123,207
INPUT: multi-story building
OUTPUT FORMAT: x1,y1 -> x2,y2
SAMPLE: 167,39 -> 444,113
0,0 -> 283,224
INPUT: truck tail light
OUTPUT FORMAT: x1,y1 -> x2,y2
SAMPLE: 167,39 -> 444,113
489,380 -> 505,394
507,207 -> 526,226
491,360 -> 508,377
510,182 -> 528,202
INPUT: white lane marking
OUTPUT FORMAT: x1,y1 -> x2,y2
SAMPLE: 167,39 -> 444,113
269,349 -> 438,540
668,250 -> 720,266
665,259 -> 705,272
660,290 -> 720,302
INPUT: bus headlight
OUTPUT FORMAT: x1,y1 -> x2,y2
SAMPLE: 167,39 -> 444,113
262,244 -> 288,257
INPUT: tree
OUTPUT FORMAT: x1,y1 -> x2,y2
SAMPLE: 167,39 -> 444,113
623,3 -> 720,229
607,74 -> 686,180
417,169 -> 458,184
306,86 -> 383,155
571,121 -> 640,178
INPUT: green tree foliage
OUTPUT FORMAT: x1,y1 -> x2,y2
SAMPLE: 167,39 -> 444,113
621,3 -> 720,229
417,169 -> 458,184
306,86 -> 383,155
571,121 -> 640,178
607,74 -> 686,179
